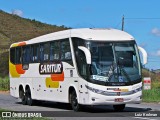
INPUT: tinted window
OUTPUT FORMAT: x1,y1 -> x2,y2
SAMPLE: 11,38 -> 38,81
72,38 -> 87,78
30,45 -> 39,62
15,47 -> 22,64
10,48 -> 16,64
50,41 -> 60,61
22,46 -> 30,63
44,43 -> 50,61
61,39 -> 72,60
40,43 -> 50,62
40,44 -> 44,62
50,39 -> 73,65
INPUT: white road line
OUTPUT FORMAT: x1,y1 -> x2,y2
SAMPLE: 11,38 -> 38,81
133,117 -> 158,120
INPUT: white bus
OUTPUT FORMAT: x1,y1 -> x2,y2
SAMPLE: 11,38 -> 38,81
9,28 -> 147,111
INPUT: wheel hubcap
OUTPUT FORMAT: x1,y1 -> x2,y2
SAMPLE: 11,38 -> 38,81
72,92 -> 78,108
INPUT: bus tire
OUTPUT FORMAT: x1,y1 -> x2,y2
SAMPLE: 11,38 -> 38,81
70,90 -> 82,112
19,89 -> 27,105
26,88 -> 34,106
113,104 -> 125,111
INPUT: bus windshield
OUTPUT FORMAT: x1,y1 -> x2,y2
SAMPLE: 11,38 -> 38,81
72,38 -> 141,86
89,41 -> 141,85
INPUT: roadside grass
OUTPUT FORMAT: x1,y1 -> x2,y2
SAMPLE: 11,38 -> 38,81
152,81 -> 160,89
142,88 -> 160,102
0,76 -> 9,91
142,79 -> 160,102
0,108 -> 11,112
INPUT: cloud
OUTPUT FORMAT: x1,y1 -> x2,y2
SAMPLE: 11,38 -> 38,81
139,43 -> 147,48
150,50 -> 160,56
151,28 -> 160,36
157,50 -> 160,56
12,9 -> 23,17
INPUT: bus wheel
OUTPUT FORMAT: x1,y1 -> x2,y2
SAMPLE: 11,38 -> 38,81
70,90 -> 82,111
26,88 -> 34,106
113,104 -> 125,111
19,89 -> 27,105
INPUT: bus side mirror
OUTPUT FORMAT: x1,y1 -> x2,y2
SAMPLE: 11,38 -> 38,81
138,46 -> 147,65
78,46 -> 91,64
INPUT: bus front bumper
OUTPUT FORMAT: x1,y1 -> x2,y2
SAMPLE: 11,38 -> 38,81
87,91 -> 142,105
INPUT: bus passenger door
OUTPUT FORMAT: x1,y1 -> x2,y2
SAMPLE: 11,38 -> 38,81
76,50 -> 89,104
78,79 -> 89,105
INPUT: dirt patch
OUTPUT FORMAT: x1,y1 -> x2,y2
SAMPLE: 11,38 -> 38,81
0,91 -> 10,94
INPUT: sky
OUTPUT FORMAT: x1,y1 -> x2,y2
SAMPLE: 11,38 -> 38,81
1,0 -> 160,70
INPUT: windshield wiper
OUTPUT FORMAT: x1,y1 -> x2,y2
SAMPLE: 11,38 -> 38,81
105,62 -> 115,84
119,65 -> 131,82
116,56 -> 131,82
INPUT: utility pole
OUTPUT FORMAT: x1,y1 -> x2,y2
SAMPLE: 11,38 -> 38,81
122,15 -> 124,31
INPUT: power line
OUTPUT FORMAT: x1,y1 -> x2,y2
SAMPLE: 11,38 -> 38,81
148,61 -> 160,62
125,18 -> 160,20
114,20 -> 121,29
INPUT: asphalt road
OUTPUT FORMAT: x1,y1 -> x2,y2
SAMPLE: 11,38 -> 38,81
0,93 -> 160,120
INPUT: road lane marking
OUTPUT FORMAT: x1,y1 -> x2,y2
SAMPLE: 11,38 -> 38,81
133,117 -> 158,120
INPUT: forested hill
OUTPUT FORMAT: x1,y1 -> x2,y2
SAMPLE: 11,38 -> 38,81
0,10 -> 68,76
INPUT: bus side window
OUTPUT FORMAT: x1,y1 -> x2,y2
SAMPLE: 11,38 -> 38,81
72,37 -> 87,78
50,42 -> 54,61
50,41 -> 60,61
15,47 -> 22,64
40,43 -> 50,62
34,45 -> 39,62
77,50 -> 87,76
31,44 -> 39,62
61,39 -> 72,60
44,43 -> 50,61
40,44 -> 44,62
10,48 -> 16,64
22,46 -> 30,63
30,46 -> 34,62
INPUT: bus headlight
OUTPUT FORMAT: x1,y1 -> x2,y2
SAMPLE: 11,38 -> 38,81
85,85 -> 103,94
133,87 -> 142,93
86,85 -> 142,96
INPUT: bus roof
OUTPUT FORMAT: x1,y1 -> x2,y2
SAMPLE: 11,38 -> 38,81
11,28 -> 135,47
70,28 -> 134,41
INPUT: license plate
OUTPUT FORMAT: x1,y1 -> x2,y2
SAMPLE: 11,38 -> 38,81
115,98 -> 124,102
